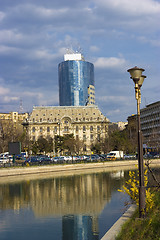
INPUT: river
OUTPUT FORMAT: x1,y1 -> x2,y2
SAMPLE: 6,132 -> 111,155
0,166 -> 159,240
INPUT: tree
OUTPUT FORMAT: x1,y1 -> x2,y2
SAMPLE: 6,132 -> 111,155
0,119 -> 24,153
91,141 -> 101,154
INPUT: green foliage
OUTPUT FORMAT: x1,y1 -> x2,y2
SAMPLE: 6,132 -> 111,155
31,136 -> 53,154
116,190 -> 160,240
55,134 -> 74,154
91,142 -> 101,154
109,130 -> 136,153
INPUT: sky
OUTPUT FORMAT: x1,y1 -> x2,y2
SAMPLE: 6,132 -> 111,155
0,0 -> 160,122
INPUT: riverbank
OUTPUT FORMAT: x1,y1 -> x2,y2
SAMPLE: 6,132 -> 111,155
0,159 -> 160,179
115,190 -> 160,240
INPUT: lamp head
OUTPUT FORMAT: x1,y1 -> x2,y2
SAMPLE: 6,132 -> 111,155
138,75 -> 146,87
127,66 -> 145,79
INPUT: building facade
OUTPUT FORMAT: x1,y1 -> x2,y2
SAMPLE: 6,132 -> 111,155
58,53 -> 95,106
26,106 -> 109,155
0,112 -> 28,123
140,101 -> 160,148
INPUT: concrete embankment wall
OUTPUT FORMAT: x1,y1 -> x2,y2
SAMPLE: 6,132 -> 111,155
0,159 -> 160,179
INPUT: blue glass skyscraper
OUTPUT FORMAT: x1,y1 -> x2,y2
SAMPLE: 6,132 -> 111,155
58,53 -> 95,106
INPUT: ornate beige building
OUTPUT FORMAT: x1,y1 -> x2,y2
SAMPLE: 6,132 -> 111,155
25,105 -> 109,155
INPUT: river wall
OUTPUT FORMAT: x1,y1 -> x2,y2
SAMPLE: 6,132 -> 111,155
0,159 -> 160,179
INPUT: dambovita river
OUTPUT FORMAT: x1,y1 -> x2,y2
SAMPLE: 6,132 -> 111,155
0,160 -> 160,240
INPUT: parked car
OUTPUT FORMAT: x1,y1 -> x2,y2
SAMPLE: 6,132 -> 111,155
38,156 -> 52,164
143,154 -> 153,159
53,157 -> 60,163
57,156 -> 65,163
0,157 -> 10,164
15,156 -> 27,164
124,154 -> 136,160
64,156 -> 72,161
25,156 -> 41,165
82,155 -> 90,161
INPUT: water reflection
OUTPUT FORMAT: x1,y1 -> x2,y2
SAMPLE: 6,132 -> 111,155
0,170 -> 127,240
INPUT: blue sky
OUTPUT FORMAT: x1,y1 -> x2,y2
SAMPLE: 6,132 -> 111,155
0,0 -> 159,122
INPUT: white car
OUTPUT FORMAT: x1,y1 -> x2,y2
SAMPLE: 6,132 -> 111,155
0,157 -> 10,163
64,156 -> 72,161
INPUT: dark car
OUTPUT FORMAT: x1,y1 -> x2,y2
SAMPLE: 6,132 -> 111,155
25,156 -> 41,165
38,156 -> 52,164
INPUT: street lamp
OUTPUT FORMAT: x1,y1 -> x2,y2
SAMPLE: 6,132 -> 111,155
127,66 -> 146,218
57,122 -> 61,156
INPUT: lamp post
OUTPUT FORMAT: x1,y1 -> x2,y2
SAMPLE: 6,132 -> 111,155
57,122 -> 61,156
127,66 -> 146,218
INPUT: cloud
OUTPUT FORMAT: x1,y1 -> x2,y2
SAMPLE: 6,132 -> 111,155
95,0 -> 160,16
94,57 -> 127,69
0,86 -> 10,95
0,11 -> 5,21
3,96 -> 19,103
0,0 -> 159,122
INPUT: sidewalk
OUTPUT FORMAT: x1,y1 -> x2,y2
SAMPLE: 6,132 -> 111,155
101,205 -> 137,240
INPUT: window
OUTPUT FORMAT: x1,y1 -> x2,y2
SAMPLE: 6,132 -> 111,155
32,136 -> 35,141
76,126 -> 79,131
76,117 -> 78,121
83,145 -> 86,151
33,118 -> 35,122
97,126 -> 100,131
83,126 -> 86,132
90,126 -> 93,131
90,134 -> 93,140
54,126 -> 57,133
64,120 -> 68,124
83,117 -> 85,121
64,126 -> 69,132
32,127 -> 35,133
40,127 -> 43,133
55,118 -> 57,121
40,118 -> 42,122
83,135 -> 86,141
47,127 -> 50,132
97,134 -> 100,141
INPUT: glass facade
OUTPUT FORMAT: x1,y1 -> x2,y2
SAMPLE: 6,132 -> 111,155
58,60 -> 94,106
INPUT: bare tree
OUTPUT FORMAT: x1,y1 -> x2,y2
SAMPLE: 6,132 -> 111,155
0,119 -> 23,153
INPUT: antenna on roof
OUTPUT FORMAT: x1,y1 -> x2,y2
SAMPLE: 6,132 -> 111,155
19,99 -> 23,113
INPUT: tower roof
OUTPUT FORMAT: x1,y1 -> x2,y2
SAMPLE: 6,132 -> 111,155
64,53 -> 84,61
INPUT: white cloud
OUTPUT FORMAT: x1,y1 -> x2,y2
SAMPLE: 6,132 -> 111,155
3,96 -> 19,103
0,11 -> 5,21
95,0 -> 160,16
0,30 -> 23,43
0,86 -> 10,95
34,6 -> 68,18
94,57 -> 127,69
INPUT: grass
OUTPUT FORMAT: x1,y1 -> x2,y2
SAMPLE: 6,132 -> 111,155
116,190 -> 160,240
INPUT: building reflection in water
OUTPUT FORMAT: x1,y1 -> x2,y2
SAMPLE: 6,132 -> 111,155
62,215 -> 99,240
0,170 -> 126,239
